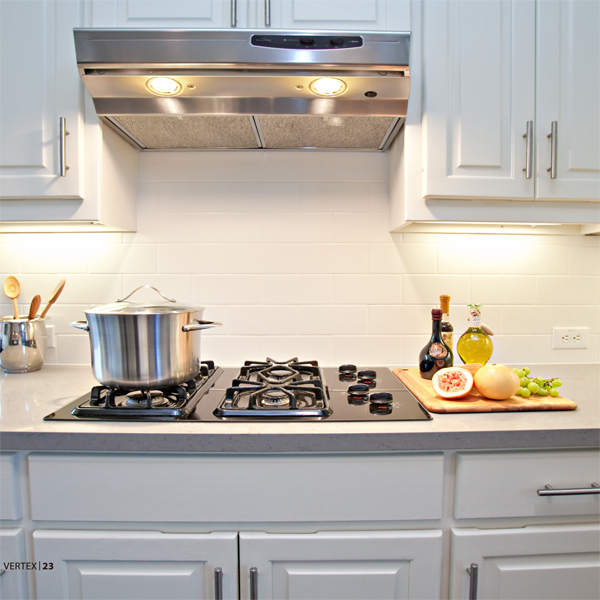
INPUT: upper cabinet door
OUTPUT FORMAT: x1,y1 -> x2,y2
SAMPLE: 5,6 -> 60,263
0,0 -> 82,199
263,0 -> 408,30
90,0 -> 243,28
421,0 -> 536,200
536,0 -> 600,201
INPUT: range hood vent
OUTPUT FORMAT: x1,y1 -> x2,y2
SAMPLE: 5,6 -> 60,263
75,29 -> 411,152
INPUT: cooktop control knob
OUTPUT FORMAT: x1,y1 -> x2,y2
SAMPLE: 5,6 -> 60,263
369,392 -> 393,404
357,369 -> 377,387
348,384 -> 370,405
339,364 -> 357,381
300,37 -> 315,45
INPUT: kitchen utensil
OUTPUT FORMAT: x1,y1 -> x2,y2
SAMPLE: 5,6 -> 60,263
28,294 -> 42,320
393,368 -> 577,413
69,285 -> 221,389
0,317 -> 47,373
3,276 -> 21,319
40,278 -> 66,319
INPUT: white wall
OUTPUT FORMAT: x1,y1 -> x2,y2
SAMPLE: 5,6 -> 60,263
1,151 -> 599,367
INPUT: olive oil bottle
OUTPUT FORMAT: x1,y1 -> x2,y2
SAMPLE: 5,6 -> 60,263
457,303 -> 493,365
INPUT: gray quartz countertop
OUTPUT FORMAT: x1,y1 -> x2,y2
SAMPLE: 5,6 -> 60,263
0,364 -> 598,453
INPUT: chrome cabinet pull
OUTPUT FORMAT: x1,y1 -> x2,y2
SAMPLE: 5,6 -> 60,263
249,567 -> 258,600
522,120 -> 533,179
230,0 -> 237,27
547,120 -> 558,179
538,482 -> 600,496
265,0 -> 271,27
214,567 -> 223,600
467,563 -> 478,600
59,117 -> 70,177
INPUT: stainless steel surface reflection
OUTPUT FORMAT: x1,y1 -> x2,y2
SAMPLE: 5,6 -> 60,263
0,318 -> 47,373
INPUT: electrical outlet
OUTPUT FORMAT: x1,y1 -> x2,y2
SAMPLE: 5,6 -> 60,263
552,327 -> 589,349
46,325 -> 56,349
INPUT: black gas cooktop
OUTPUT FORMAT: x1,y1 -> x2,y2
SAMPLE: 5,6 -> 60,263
44,359 -> 431,422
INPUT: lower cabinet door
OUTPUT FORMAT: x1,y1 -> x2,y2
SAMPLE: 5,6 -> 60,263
239,530 -> 443,600
0,529 -> 28,600
33,530 -> 238,600
450,524 -> 600,600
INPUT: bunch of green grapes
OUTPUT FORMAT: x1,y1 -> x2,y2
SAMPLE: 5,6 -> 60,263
513,367 -> 562,398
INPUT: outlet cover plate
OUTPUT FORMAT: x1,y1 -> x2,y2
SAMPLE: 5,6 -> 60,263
552,327 -> 589,349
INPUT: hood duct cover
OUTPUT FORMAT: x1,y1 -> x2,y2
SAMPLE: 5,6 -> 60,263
75,29 -> 411,151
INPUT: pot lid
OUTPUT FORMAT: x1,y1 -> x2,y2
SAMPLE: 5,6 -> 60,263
85,286 -> 203,316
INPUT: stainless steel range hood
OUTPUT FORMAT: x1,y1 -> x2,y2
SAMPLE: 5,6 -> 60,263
74,29 -> 411,151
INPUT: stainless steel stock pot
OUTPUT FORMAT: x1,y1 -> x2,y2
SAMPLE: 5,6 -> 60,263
70,286 -> 221,389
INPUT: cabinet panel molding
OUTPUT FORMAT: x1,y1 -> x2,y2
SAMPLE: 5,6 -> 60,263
0,452 -> 22,521
28,452 -> 444,522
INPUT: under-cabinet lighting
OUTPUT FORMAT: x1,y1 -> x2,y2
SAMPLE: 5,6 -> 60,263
0,221 -> 132,233
309,77 -> 347,97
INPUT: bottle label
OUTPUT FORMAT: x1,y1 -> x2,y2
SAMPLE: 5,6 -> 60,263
442,331 -> 453,349
469,314 -> 481,327
429,343 -> 448,359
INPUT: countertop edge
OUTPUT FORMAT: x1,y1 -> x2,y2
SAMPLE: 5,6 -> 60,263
1,429 -> 599,453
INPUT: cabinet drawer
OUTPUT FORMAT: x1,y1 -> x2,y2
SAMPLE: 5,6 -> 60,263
29,452 -> 444,522
455,450 -> 600,519
0,453 -> 22,520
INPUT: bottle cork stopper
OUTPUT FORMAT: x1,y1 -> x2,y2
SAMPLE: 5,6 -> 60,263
440,295 -> 450,313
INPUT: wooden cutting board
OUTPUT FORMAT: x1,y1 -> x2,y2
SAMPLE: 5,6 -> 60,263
393,368 -> 577,413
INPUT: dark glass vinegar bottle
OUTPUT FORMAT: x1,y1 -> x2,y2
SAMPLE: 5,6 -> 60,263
419,309 -> 453,379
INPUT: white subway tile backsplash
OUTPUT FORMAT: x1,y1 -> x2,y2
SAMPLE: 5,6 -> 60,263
471,276 -> 534,305
228,306 -> 299,335
333,274 -> 402,305
368,243 -> 436,274
569,245 -> 600,275
403,275 -> 470,305
194,275 -> 263,305
90,244 -> 157,274
297,305 -> 368,335
2,151 -> 597,366
263,275 -> 332,305
536,276 -> 600,305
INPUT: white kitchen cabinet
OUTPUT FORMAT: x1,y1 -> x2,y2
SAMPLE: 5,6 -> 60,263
420,0 -> 599,203
0,529 -> 28,600
450,524 -> 600,600
263,0 -> 410,31
389,0 -> 600,233
90,0 -> 245,28
33,530 -> 239,600
0,0 -> 83,199
0,0 -> 137,232
239,530 -> 443,600
535,0 -> 600,201
91,0 -> 410,30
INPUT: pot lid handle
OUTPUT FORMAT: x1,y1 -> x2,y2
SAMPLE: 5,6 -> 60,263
116,285 -> 176,304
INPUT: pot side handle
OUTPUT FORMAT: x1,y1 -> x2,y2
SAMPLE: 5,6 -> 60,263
182,320 -> 222,332
70,320 -> 90,332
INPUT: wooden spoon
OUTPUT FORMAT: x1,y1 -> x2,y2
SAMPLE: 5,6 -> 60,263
3,276 -> 21,319
28,294 -> 42,320
40,279 -> 66,319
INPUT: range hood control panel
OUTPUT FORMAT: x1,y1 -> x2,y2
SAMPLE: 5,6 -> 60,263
251,34 -> 363,50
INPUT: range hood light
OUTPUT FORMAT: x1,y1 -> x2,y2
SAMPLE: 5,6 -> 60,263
309,77 -> 347,97
146,77 -> 183,96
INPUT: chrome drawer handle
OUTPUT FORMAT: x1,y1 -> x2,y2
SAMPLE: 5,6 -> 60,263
538,482 -> 600,496
230,0 -> 237,27
522,120 -> 533,179
547,121 -> 558,179
265,0 -> 271,27
467,563 -> 478,600
214,567 -> 223,600
250,567 -> 258,600
59,117 -> 70,177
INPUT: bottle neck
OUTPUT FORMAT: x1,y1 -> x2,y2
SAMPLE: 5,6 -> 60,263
431,319 -> 442,340
441,312 -> 450,323
469,313 -> 482,327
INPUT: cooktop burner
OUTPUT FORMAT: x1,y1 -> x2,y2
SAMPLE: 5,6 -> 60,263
44,358 -> 431,422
